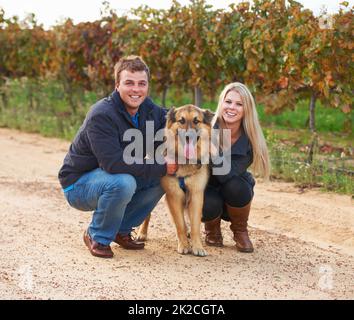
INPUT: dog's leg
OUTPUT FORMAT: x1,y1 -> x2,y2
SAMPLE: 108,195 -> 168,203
136,214 -> 151,241
165,193 -> 191,254
187,190 -> 207,257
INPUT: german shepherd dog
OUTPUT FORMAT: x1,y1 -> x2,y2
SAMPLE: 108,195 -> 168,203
137,105 -> 214,257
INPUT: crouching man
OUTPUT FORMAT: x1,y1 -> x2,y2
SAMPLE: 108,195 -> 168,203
58,56 -> 177,258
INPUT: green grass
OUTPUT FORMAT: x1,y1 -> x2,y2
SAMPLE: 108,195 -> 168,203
256,99 -> 353,133
0,78 -> 99,139
0,78 -> 352,195
266,130 -> 353,194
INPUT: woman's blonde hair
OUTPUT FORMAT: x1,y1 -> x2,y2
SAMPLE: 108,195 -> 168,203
213,82 -> 270,179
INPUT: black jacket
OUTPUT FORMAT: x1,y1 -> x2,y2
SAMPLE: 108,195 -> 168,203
58,90 -> 167,189
210,124 -> 255,188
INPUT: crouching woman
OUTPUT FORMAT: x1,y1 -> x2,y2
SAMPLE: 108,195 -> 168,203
203,82 -> 270,252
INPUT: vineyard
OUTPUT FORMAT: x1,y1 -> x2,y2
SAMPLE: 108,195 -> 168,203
0,0 -> 353,193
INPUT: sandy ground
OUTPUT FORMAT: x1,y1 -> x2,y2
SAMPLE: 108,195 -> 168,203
0,127 -> 353,300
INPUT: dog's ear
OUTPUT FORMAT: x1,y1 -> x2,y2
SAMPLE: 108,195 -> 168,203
203,109 -> 215,124
167,107 -> 176,122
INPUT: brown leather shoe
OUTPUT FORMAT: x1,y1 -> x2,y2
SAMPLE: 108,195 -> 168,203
83,230 -> 113,258
114,233 -> 145,250
204,216 -> 223,247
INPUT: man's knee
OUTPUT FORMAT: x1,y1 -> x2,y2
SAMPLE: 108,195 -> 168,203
106,174 -> 137,199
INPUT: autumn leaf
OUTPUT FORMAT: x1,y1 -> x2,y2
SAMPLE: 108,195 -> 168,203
341,104 -> 351,114
277,76 -> 289,89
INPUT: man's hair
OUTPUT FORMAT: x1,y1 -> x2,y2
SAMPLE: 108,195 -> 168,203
114,55 -> 150,86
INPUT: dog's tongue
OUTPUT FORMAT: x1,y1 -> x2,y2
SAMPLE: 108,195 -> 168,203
184,142 -> 196,160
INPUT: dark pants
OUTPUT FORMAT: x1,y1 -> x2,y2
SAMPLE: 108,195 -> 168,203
202,176 -> 254,222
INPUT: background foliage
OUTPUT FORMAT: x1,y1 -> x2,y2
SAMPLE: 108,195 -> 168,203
0,0 -> 353,193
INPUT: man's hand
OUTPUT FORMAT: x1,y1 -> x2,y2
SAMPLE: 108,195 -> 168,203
165,157 -> 178,175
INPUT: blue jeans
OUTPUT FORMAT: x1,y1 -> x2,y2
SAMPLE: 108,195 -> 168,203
64,168 -> 164,245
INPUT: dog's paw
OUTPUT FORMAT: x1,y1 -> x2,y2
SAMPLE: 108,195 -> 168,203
192,246 -> 208,257
136,232 -> 147,241
177,242 -> 191,255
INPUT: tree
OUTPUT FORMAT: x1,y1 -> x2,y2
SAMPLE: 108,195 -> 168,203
128,6 -> 175,107
89,9 -> 128,95
275,1 -> 352,132
0,10 -> 53,111
211,2 -> 253,85
0,8 -> 11,109
242,0 -> 292,111
175,0 -> 221,106
129,0 -> 221,107
52,16 -> 126,113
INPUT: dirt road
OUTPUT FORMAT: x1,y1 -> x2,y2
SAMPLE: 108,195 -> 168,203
0,127 -> 353,299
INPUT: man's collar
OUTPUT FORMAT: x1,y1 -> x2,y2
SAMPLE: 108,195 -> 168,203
111,90 -> 134,115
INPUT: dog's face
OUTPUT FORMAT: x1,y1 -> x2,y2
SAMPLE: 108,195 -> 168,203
165,104 -> 214,163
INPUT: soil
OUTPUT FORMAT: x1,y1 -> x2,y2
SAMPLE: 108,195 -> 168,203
0,127 -> 353,300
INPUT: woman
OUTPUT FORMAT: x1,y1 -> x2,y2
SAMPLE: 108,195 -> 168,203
203,82 -> 270,253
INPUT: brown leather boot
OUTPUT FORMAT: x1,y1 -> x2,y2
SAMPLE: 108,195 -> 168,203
226,202 -> 254,253
204,216 -> 223,247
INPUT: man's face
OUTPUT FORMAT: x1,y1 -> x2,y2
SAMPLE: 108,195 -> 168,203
116,70 -> 149,115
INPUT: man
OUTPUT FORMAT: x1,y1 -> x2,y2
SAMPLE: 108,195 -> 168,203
58,56 -> 177,258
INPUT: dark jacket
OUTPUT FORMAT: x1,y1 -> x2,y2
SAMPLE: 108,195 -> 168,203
58,90 -> 167,189
209,124 -> 255,188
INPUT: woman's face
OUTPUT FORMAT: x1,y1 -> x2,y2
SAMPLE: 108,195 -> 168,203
221,90 -> 244,127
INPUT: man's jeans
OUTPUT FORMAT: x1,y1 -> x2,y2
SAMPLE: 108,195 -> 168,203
64,168 -> 164,245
